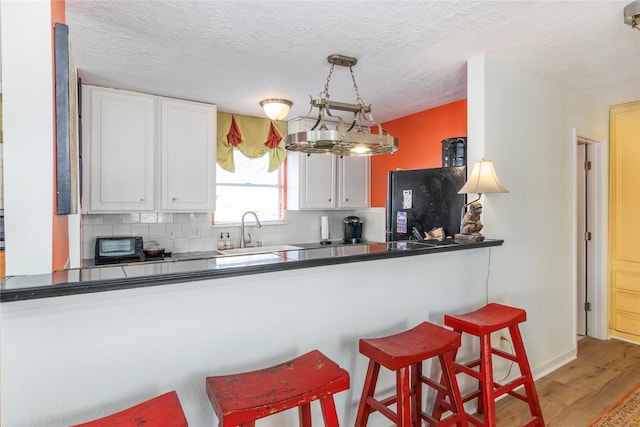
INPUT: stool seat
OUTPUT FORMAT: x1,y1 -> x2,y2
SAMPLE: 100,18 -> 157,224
433,303 -> 545,427
360,321 -> 461,370
71,391 -> 187,427
206,350 -> 349,427
444,303 -> 526,336
355,322 -> 467,427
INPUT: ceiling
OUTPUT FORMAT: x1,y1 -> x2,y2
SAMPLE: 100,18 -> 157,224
65,0 -> 640,123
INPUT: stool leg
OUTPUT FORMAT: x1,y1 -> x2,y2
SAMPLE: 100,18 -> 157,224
319,396 -> 340,427
431,347 -> 459,421
397,366 -> 412,427
299,403 -> 312,427
478,333 -> 495,426
440,352 -> 467,427
509,325 -> 545,426
355,360 -> 381,427
412,362 -> 421,426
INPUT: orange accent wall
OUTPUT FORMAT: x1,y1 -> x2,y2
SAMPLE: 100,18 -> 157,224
51,0 -> 70,271
370,99 -> 467,207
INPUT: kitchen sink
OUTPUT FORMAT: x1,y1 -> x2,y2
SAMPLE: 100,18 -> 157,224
384,240 -> 461,251
217,244 -> 302,256
384,241 -> 428,251
413,240 -> 460,248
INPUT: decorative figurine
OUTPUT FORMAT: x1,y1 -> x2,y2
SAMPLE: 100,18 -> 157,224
455,201 -> 485,242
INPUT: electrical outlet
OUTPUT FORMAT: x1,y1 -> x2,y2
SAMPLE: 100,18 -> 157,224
491,331 -> 510,350
190,226 -> 201,239
167,227 -> 176,240
496,334 -> 511,351
499,335 -> 510,350
490,331 -> 501,347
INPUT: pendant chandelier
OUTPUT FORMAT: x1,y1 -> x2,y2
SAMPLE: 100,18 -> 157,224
286,54 -> 398,156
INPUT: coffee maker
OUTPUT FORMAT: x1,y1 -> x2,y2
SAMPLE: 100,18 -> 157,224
343,216 -> 363,244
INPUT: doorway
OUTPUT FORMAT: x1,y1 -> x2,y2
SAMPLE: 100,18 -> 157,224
576,136 -> 602,338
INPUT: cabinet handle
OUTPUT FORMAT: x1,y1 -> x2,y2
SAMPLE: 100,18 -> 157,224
140,198 -> 144,202
172,197 -> 177,201
345,198 -> 349,201
328,198 -> 332,202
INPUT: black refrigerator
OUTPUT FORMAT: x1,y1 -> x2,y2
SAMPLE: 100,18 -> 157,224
386,167 -> 466,241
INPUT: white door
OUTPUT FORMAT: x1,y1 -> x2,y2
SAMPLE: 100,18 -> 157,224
577,141 -> 596,336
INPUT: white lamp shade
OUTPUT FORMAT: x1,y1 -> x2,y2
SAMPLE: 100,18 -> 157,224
260,99 -> 292,121
624,0 -> 640,26
458,159 -> 508,194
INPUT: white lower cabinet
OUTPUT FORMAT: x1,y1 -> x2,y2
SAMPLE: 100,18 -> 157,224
287,117 -> 370,210
82,85 -> 216,213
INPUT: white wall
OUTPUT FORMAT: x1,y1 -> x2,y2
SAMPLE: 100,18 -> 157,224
467,54 -> 609,374
0,1 -> 55,275
1,249 -> 491,427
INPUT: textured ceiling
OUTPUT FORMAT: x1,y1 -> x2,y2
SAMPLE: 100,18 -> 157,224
65,0 -> 640,122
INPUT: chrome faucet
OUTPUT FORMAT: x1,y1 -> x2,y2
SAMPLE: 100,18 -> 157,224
240,211 -> 262,248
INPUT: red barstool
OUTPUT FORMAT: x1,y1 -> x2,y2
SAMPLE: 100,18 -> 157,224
355,322 -> 467,427
71,390 -> 188,426
206,349 -> 349,426
433,303 -> 545,426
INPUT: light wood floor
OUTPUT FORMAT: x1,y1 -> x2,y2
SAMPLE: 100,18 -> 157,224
494,336 -> 640,426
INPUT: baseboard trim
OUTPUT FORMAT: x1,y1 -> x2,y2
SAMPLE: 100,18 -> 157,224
611,334 -> 640,345
532,347 -> 577,380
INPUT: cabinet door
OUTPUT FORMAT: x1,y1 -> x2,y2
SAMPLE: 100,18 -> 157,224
300,154 -> 337,209
287,116 -> 372,210
160,98 -> 216,211
338,156 -> 370,208
88,87 -> 155,212
287,117 -> 337,209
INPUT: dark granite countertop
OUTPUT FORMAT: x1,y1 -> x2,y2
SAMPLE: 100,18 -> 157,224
0,239 -> 503,302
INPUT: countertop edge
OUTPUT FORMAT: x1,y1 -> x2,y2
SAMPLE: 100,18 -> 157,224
1,240 -> 503,302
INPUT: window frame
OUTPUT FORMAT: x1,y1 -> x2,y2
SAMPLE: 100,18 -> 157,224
213,151 -> 286,225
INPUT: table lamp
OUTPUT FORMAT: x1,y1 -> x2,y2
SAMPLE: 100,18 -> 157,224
455,159 -> 508,242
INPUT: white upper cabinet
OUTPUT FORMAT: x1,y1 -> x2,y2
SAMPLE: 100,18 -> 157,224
338,155 -> 370,208
82,85 -> 216,213
288,151 -> 337,209
287,117 -> 370,210
85,86 -> 155,212
160,98 -> 216,211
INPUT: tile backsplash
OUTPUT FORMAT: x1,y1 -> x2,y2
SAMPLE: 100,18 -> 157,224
81,210 -> 367,260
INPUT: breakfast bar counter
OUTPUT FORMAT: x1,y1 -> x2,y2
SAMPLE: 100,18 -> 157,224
1,239 -> 502,427
0,239 -> 502,302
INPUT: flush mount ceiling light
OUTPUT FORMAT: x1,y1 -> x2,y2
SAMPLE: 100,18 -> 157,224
286,54 -> 398,156
625,0 -> 640,31
260,98 -> 293,121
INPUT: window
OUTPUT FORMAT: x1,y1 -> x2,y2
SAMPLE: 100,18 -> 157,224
214,151 -> 283,223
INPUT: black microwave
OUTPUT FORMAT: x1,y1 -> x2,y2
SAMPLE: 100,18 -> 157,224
94,236 -> 144,265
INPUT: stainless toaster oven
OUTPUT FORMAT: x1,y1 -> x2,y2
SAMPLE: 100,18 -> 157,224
94,236 -> 145,265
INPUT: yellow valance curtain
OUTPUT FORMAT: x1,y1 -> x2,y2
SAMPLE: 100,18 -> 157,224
216,112 -> 288,172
